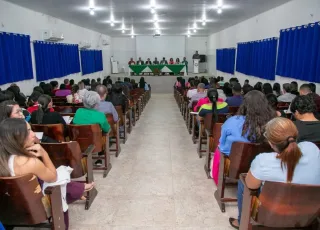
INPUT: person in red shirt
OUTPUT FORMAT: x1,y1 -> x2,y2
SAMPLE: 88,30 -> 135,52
128,58 -> 136,65
169,58 -> 175,64
27,91 -> 54,114
50,81 -> 59,95
64,79 -> 71,90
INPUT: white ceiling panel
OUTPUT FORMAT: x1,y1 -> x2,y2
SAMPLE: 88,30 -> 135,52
5,0 -> 292,36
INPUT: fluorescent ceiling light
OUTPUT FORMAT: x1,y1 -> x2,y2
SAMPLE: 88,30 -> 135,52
90,9 -> 95,15
122,30 -> 125,33
131,35 -> 134,38
202,20 -> 206,26
89,0 -> 95,8
193,22 -> 197,29
151,7 -> 156,14
217,0 -> 223,7
193,29 -> 196,33
217,7 -> 222,14
111,22 -> 114,27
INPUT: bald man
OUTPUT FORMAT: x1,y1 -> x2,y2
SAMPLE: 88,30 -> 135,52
96,85 -> 119,122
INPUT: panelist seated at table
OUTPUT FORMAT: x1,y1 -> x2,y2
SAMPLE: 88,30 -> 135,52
176,58 -> 180,64
169,58 -> 175,65
160,57 -> 168,64
137,57 -> 144,65
145,58 -> 152,65
128,58 -> 136,65
153,57 -> 159,64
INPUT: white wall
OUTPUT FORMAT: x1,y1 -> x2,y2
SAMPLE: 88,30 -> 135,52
111,35 -> 208,74
207,0 -> 320,93
0,0 -> 112,95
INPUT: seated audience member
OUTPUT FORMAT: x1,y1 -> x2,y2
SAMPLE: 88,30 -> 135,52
290,81 -> 299,96
66,84 -> 82,104
277,83 -> 296,102
226,83 -> 243,107
153,57 -> 159,64
176,58 -> 180,64
222,83 -> 233,97
145,58 -> 152,65
78,81 -> 88,100
291,95 -> 320,142
309,83 -> 317,94
0,118 -> 95,229
139,77 -> 149,91
169,58 -> 174,64
262,83 -> 273,95
123,77 -> 133,90
273,82 -> 281,97
0,100 -> 25,121
107,83 -> 127,113
244,79 -> 249,85
160,57 -> 168,64
128,57 -> 135,65
130,79 -> 138,89
253,82 -> 262,92
229,117 -> 320,229
266,93 -> 286,117
39,82 -> 46,89
96,85 -> 118,122
30,95 -> 66,129
115,77 -> 123,84
91,79 -> 97,90
242,84 -> 254,95
73,91 -> 110,133
185,77 -> 193,89
55,84 -> 71,97
0,90 -> 14,103
43,83 -> 53,96
187,82 -> 198,99
188,83 -> 206,108
7,85 -> 26,107
50,81 -> 59,95
218,76 -> 225,87
27,91 -> 44,114
211,90 -> 276,184
64,79 -> 71,90
70,79 -> 75,87
84,79 -> 91,90
33,86 -> 44,94
137,57 -> 144,65
299,84 -> 320,115
198,88 -> 229,117
175,77 -> 182,88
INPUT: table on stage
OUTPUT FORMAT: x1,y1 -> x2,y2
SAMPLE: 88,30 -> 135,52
128,64 -> 187,76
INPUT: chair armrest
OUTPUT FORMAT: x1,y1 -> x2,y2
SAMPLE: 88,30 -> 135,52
83,144 -> 95,157
239,173 -> 260,230
44,186 -> 65,230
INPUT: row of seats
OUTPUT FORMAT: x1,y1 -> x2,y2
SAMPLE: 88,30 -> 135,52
0,88 -> 151,229
173,87 -> 320,230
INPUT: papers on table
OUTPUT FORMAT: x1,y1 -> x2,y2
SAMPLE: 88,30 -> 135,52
63,116 -> 73,124
190,112 -> 199,115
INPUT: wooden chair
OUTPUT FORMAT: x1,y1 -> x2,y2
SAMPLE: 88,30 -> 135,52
115,105 -> 129,144
215,142 -> 273,212
204,123 -> 223,178
31,124 -> 65,142
0,174 -> 65,230
190,101 -> 199,143
239,174 -> 320,230
68,124 -> 112,178
54,106 -> 83,114
41,142 -> 98,210
106,114 -> 121,157
228,106 -> 239,115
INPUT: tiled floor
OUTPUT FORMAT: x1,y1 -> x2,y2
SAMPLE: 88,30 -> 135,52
69,94 -> 237,230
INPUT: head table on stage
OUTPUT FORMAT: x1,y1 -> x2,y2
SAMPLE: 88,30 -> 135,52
128,64 -> 187,76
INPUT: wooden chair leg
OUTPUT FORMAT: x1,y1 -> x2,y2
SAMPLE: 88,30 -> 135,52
45,186 -> 65,230
197,121 -> 207,158
204,134 -> 213,179
132,106 -> 136,126
127,109 -> 132,134
122,114 -> 128,144
192,116 -> 197,144
214,153 -> 226,212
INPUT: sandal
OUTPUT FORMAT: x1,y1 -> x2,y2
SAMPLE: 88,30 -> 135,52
229,217 -> 239,229
84,182 -> 95,192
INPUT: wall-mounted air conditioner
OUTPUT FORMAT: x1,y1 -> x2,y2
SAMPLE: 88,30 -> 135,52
42,30 -> 64,42
79,41 -> 92,49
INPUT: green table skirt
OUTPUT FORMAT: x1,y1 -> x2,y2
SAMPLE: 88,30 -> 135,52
129,64 -> 186,75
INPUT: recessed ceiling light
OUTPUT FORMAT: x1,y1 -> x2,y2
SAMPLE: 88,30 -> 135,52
202,20 -> 206,26
217,7 -> 222,14
131,35 -> 134,38
151,7 -> 156,14
217,0 -> 223,7
156,29 -> 161,34
122,29 -> 125,33
89,0 -> 95,8
90,9 -> 95,15
187,34 -> 190,38
193,29 -> 196,33
111,22 -> 114,27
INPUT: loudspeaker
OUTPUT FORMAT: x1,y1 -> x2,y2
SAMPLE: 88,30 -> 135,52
200,55 -> 206,63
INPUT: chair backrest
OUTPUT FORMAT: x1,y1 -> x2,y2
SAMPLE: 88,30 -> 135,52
41,141 -> 85,178
204,114 -> 229,131
68,124 -> 102,153
255,181 -> 320,228
228,142 -> 272,179
105,114 -> 117,137
191,100 -> 198,111
212,123 -> 223,151
228,106 -> 239,115
0,174 -> 47,225
31,124 -> 65,142
115,105 -> 125,126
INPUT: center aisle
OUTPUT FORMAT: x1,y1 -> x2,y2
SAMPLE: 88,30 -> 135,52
69,94 -> 235,230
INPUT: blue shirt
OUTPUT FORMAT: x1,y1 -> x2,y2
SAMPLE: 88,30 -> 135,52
225,95 -> 243,107
250,142 -> 320,184
97,101 -> 119,122
219,115 -> 250,155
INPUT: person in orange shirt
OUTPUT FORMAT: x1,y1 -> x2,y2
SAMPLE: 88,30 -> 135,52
128,58 -> 135,65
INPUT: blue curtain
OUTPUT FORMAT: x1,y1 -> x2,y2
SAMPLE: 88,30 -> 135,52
0,32 -> 33,85
216,48 -> 236,74
81,50 -> 103,75
236,38 -> 278,80
276,22 -> 320,83
33,41 -> 80,81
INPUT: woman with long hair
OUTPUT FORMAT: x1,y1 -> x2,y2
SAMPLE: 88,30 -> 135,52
27,91 -> 43,114
0,118 -> 95,229
176,58 -> 180,64
266,93 -> 286,117
30,95 -> 66,129
211,90 -> 276,184
7,85 -> 26,106
229,117 -> 320,229
262,83 -> 273,95
273,83 -> 281,97
0,100 -> 25,121
253,82 -> 262,92
169,58 -> 174,64
139,77 -> 146,89
66,84 -> 82,104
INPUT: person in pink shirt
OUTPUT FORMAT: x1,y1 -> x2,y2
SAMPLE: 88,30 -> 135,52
55,84 -> 71,97
194,94 -> 224,112
169,58 -> 175,65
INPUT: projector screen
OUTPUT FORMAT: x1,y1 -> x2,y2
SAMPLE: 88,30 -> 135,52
136,36 -> 185,61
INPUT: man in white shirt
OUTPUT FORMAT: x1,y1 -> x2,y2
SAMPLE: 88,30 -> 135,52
187,88 -> 197,99
278,83 -> 296,102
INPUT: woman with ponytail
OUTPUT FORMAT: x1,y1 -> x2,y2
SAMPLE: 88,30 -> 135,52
229,117 -> 320,229
30,95 -> 66,130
